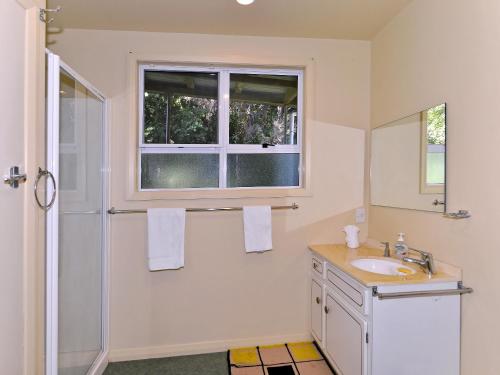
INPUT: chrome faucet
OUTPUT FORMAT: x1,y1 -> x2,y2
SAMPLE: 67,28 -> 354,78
381,241 -> 390,257
402,248 -> 437,276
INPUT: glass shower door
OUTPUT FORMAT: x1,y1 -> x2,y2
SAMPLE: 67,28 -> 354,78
46,52 -> 106,375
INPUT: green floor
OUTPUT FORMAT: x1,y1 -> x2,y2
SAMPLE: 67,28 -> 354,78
104,352 -> 229,375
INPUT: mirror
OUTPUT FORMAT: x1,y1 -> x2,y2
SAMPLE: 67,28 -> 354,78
370,104 -> 446,212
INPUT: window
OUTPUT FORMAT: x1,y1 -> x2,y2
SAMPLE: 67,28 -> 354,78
139,64 -> 303,190
420,104 -> 446,194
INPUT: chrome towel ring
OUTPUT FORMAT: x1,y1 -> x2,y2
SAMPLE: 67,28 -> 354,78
34,167 -> 56,211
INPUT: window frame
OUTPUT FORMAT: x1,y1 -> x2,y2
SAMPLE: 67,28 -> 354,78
419,109 -> 445,194
138,63 -> 304,191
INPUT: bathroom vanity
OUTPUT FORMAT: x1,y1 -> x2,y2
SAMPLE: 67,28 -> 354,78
309,244 -> 469,375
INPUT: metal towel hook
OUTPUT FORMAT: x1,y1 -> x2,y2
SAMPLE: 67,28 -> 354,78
34,168 -> 57,211
39,6 -> 62,24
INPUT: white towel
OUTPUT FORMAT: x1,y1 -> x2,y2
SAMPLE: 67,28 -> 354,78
243,206 -> 272,253
147,208 -> 186,271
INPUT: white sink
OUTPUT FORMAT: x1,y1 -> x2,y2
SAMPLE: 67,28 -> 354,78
350,258 -> 416,276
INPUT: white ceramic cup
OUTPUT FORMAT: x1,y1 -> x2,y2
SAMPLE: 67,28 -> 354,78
343,225 -> 360,249
346,238 -> 360,249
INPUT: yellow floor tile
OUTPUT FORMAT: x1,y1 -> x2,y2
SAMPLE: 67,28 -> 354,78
230,347 -> 262,366
287,342 -> 322,362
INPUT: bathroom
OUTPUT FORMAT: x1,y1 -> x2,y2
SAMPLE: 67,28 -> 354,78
1,0 -> 498,374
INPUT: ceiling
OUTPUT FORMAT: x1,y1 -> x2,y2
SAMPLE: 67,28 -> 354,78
47,0 -> 412,40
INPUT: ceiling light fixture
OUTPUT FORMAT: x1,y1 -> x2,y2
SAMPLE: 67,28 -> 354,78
237,0 -> 255,5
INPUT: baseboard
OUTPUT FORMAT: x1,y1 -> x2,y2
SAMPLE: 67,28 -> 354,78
109,333 -> 312,363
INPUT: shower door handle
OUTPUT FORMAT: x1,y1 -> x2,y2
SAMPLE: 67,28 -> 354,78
34,167 -> 57,211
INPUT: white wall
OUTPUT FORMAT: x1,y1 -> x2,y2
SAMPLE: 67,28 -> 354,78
370,1 -> 500,373
50,29 -> 371,360
0,1 -> 26,373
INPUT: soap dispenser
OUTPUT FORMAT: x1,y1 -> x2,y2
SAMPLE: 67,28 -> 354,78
394,233 -> 409,259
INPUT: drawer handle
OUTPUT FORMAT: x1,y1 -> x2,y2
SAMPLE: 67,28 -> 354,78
324,306 -> 330,314
316,297 -> 321,304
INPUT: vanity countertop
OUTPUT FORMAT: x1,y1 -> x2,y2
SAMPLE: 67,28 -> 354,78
309,243 -> 461,287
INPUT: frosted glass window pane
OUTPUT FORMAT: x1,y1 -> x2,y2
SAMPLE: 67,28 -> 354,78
143,71 -> 219,144
426,146 -> 445,184
141,153 -> 219,189
229,74 -> 298,145
227,153 -> 299,187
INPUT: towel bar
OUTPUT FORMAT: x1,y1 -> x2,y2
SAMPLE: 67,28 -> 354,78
107,203 -> 299,215
372,283 -> 473,300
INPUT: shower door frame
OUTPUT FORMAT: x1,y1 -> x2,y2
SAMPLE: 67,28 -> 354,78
45,51 -> 110,375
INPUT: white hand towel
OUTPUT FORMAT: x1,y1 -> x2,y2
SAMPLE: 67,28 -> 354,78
147,208 -> 186,271
243,206 -> 272,253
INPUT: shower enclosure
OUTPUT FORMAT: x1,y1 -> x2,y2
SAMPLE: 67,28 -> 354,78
43,51 -> 108,375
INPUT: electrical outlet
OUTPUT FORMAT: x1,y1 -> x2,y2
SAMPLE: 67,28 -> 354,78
355,207 -> 366,224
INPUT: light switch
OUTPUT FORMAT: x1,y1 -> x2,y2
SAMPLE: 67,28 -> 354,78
355,207 -> 366,224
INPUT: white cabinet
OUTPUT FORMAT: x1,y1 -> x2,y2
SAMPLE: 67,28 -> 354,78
310,252 -> 461,375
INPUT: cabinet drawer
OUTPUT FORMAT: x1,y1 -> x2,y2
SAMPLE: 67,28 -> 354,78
312,257 -> 323,277
326,266 -> 368,315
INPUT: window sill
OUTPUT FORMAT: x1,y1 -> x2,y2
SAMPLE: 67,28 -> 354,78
126,186 -> 311,201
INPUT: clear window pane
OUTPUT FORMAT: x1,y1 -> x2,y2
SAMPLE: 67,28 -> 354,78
141,153 -> 219,189
59,153 -> 78,190
227,153 -> 300,187
143,71 -> 219,144
229,74 -> 298,145
60,72 -> 77,144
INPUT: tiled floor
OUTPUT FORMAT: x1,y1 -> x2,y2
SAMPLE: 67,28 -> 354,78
229,342 -> 334,375
103,342 -> 334,375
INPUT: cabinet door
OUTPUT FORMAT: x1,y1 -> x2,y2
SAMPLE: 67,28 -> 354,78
372,294 -> 460,375
311,279 -> 323,341
325,292 -> 367,375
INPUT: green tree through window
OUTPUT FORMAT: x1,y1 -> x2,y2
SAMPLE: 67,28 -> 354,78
426,104 -> 445,145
